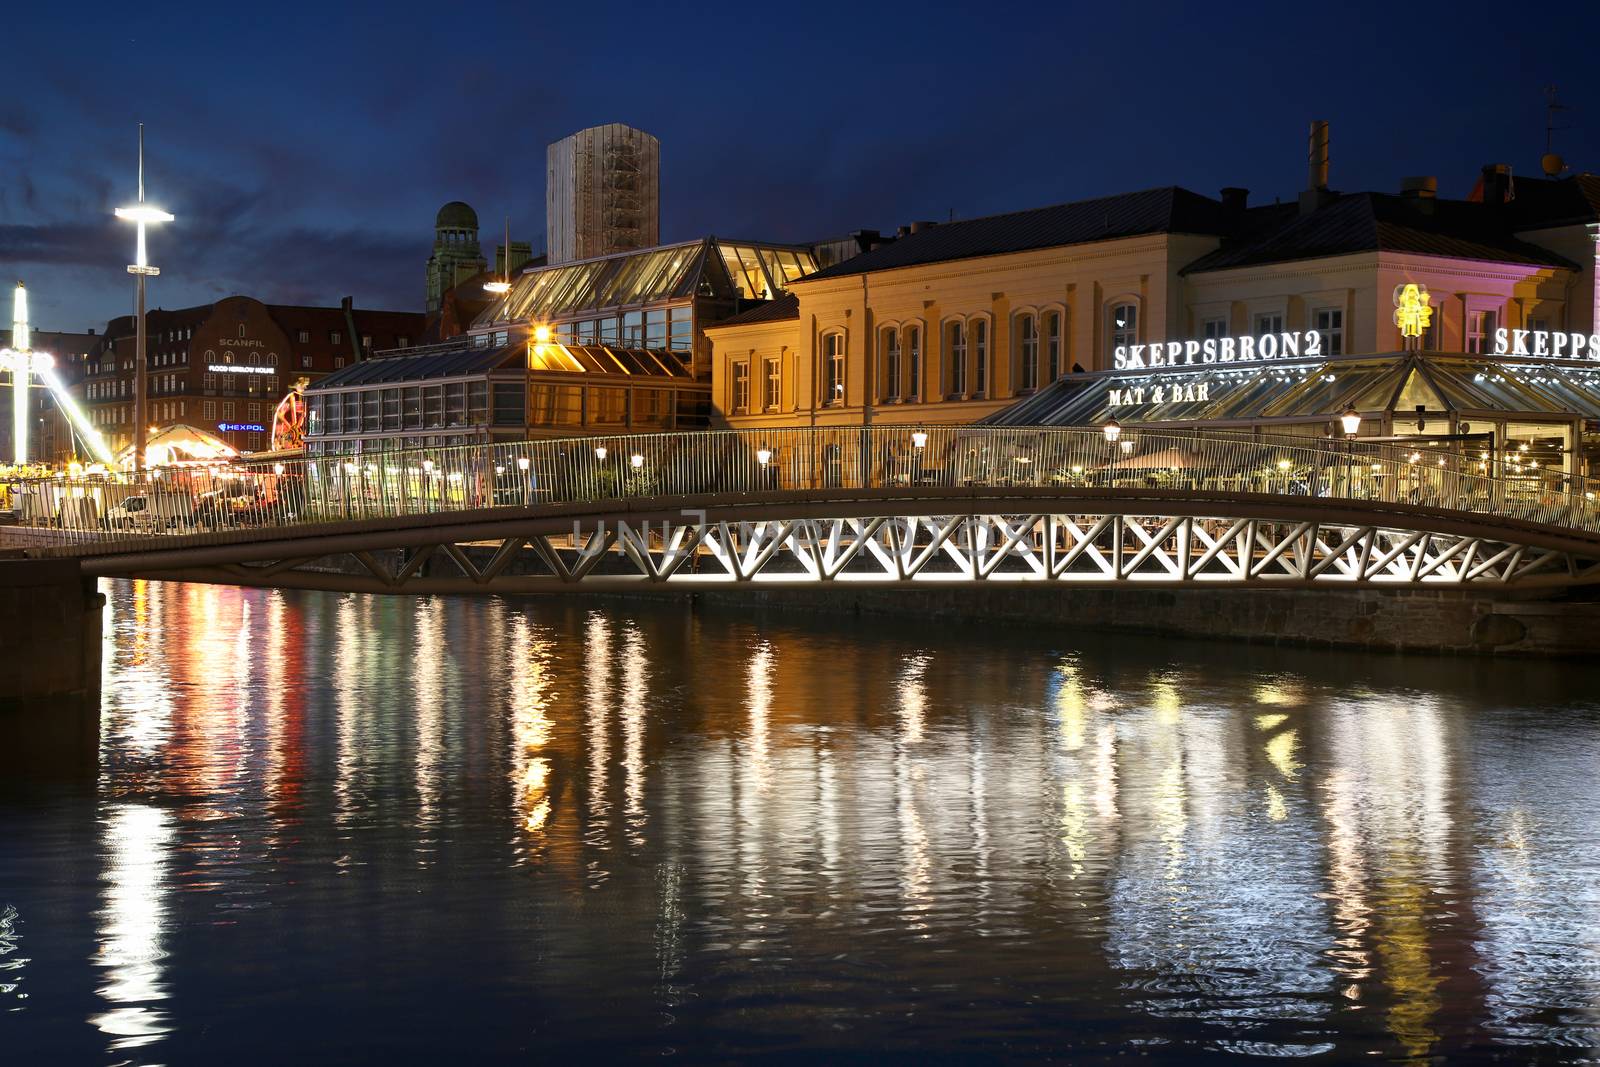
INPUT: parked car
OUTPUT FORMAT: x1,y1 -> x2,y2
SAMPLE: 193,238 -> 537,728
102,493 -> 194,531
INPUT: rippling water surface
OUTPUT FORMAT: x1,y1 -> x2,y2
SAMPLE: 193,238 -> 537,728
5,580 -> 1600,1063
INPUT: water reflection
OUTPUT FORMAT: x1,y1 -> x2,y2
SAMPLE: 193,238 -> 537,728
6,581 -> 1600,1061
91,803 -> 175,1053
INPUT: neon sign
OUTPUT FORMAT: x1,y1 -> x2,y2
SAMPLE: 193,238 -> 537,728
1108,381 -> 1212,408
1493,329 -> 1600,361
1393,283 -> 1433,339
208,364 -> 273,375
218,422 -> 266,433
1114,330 -> 1323,369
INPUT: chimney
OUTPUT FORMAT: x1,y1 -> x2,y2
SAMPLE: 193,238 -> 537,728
1220,187 -> 1249,215
908,220 -> 937,234
1299,120 -> 1333,215
1400,176 -> 1438,199
1307,120 -> 1329,191
1479,163 -> 1512,207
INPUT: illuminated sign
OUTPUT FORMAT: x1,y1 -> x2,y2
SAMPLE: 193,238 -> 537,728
1114,330 -> 1323,369
218,422 -> 266,433
1393,283 -> 1433,339
218,338 -> 264,348
1107,381 -> 1212,409
208,364 -> 273,374
1493,329 -> 1600,361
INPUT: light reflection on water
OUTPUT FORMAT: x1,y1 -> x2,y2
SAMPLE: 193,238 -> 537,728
4,579 -> 1600,1062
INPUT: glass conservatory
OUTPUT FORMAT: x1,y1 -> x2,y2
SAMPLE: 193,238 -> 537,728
989,352 -> 1600,479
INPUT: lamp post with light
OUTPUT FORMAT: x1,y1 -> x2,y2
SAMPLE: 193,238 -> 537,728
115,125 -> 174,472
1340,407 -> 1361,498
517,455 -> 531,506
1102,419 -> 1122,487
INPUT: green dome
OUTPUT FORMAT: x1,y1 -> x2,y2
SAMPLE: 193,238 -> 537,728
435,201 -> 478,231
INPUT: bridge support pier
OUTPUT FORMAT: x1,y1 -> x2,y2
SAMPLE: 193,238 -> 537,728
0,558 -> 103,706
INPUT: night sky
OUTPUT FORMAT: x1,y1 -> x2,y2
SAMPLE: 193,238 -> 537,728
3,1 -> 1598,332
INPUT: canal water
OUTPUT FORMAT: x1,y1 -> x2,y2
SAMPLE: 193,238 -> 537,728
4,581 -> 1600,1064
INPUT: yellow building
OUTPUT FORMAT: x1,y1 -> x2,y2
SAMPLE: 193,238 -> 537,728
708,167 -> 1600,438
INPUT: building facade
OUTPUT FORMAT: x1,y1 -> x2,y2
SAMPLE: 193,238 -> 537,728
546,124 -> 661,265
707,162 -> 1600,467
81,295 -> 423,458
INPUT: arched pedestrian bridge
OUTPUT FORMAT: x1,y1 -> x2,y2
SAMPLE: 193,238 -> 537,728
10,427 -> 1600,594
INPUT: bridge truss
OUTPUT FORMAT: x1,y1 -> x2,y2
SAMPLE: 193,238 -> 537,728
99,502 -> 1600,594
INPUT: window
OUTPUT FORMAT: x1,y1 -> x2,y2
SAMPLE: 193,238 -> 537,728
1313,307 -> 1344,355
330,331 -> 342,345
1254,312 -> 1284,335
1110,302 -> 1138,354
268,353 -> 278,366
946,321 -> 967,396
822,332 -> 846,406
222,402 -> 235,419
1467,309 -> 1498,354
361,335 -> 372,351
905,325 -> 922,401
764,357 -> 781,411
883,328 -> 902,400
732,362 -> 751,414
237,324 -> 246,338
1017,313 -> 1039,391
1044,311 -> 1062,382
397,335 -> 410,348
334,356 -> 345,369
248,403 -> 261,420
1201,317 -> 1228,341
301,355 -> 313,369
297,329 -> 310,344
972,320 -> 988,396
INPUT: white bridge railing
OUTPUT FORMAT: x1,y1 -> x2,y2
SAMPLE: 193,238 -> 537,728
5,426 -> 1600,548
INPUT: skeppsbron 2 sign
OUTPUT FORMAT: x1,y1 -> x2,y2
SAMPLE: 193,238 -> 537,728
1114,330 -> 1325,369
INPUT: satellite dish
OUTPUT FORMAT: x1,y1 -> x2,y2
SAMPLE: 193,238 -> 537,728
1542,152 -> 1566,177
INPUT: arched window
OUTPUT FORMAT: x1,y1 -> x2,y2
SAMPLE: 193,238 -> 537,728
1108,300 -> 1139,360
972,319 -> 988,397
238,324 -> 246,339
248,352 -> 260,366
905,325 -> 922,402
1016,313 -> 1039,391
1043,310 -> 1063,382
882,328 -> 901,401
946,321 -> 967,396
268,352 -> 278,366
822,331 -> 846,406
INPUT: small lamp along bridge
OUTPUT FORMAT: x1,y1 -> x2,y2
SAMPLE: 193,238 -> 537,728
10,427 -> 1600,594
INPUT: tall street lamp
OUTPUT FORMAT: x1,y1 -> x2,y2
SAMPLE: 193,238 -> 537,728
1102,419 -> 1122,487
1340,407 -> 1361,498
114,125 -> 174,472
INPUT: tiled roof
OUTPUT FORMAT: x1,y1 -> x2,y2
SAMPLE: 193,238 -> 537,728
798,187 -> 1237,281
707,292 -> 799,328
1182,193 -> 1578,274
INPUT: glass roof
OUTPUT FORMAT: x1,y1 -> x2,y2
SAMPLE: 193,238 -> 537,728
989,354 -> 1600,427
306,340 -> 693,392
479,238 -> 819,328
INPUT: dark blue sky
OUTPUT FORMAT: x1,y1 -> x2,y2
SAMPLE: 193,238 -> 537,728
3,0 -> 1597,332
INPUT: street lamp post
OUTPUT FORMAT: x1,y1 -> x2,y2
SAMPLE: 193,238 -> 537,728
517,455 -> 531,506
114,125 -> 174,472
1102,419 -> 1122,487
1341,407 -> 1361,499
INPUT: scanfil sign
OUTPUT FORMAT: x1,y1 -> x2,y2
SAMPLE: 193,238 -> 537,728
1492,329 -> 1600,361
1114,330 -> 1323,369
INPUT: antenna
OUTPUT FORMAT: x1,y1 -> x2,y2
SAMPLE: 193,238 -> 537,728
1543,86 -> 1572,177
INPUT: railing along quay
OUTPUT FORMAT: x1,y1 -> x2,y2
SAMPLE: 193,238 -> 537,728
5,426 -> 1600,550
